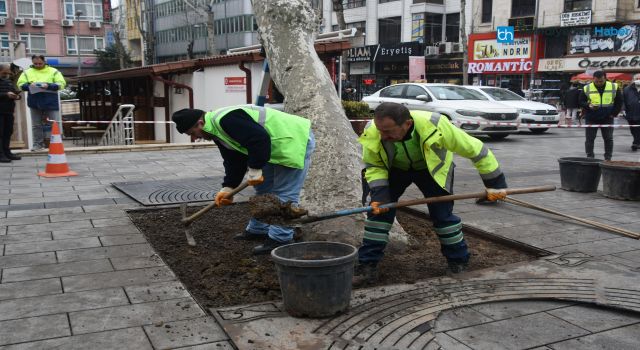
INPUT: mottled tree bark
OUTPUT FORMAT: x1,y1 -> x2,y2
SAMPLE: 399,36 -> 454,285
252,0 -> 408,249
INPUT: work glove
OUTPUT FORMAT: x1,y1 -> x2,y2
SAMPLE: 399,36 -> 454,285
371,201 -> 390,215
485,188 -> 507,202
247,168 -> 264,186
214,187 -> 234,207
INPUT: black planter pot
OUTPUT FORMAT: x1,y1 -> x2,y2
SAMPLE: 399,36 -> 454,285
558,157 -> 603,192
600,161 -> 640,200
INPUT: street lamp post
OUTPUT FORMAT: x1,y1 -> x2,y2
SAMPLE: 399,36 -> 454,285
75,10 -> 82,77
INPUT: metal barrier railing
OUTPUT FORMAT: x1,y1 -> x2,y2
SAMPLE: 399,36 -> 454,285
99,104 -> 136,146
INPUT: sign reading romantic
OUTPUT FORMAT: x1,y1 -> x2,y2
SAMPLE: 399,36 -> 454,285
467,32 -> 544,74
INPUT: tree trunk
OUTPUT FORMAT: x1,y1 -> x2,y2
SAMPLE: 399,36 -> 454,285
206,11 -> 216,56
251,0 -> 409,249
461,0 -> 469,85
332,0 -> 347,30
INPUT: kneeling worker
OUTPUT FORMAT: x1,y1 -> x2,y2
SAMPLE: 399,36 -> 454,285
354,102 -> 508,285
172,105 -> 315,255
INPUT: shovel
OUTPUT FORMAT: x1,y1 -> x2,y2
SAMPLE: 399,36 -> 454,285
290,185 -> 557,225
180,181 -> 250,246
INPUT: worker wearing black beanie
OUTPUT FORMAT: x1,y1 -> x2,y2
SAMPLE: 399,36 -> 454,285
172,108 -> 206,134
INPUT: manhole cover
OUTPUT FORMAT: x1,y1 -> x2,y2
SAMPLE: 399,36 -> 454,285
112,177 -> 223,206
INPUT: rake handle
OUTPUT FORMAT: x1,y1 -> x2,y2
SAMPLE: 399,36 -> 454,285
181,181 -> 250,225
298,185 -> 557,224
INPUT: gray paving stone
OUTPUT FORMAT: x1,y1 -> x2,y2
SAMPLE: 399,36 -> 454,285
0,232 -> 51,244
551,238 -> 640,256
613,250 -> 640,263
62,266 -> 176,292
0,252 -> 56,269
0,278 -> 62,301
99,234 -> 147,246
547,304 -> 640,332
170,342 -> 235,350
125,281 -> 190,303
427,333 -> 473,350
0,327 -> 152,350
5,207 -> 83,218
0,314 -> 70,346
514,229 -> 615,249
2,259 -> 113,282
110,255 -> 164,270
70,298 -> 205,334
91,217 -> 133,228
0,203 -> 44,212
52,225 -> 140,240
4,237 -> 101,255
7,220 -> 93,234
143,316 -> 227,350
471,300 -> 573,320
9,196 -> 80,205
0,287 -> 129,321
48,210 -> 126,223
57,243 -> 154,262
549,323 -> 640,350
0,216 -> 49,227
447,312 -> 590,350
81,203 -> 136,212
434,306 -> 495,332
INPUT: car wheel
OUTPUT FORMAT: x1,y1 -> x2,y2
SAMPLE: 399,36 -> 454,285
488,134 -> 509,140
529,128 -> 548,134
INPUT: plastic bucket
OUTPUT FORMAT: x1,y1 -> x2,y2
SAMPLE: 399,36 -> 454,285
271,241 -> 357,318
600,161 -> 640,200
558,157 -> 602,192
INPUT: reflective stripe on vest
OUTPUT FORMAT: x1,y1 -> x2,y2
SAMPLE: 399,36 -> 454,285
584,82 -> 617,107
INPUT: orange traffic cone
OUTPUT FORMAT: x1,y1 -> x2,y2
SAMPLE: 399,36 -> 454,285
38,121 -> 78,178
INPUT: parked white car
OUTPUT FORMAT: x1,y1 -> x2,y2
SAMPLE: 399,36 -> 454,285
465,86 -> 559,134
362,83 -> 520,139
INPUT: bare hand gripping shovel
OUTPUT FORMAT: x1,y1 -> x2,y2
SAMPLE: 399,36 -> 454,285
291,185 -> 557,225
179,181 -> 250,246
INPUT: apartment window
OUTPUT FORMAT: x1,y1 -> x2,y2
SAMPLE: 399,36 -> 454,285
424,13 -> 443,45
0,1 -> 7,16
564,0 -> 591,11
332,21 -> 366,31
445,13 -> 460,42
19,33 -> 46,54
17,0 -> 43,18
379,17 -> 401,45
511,0 -> 535,17
482,0 -> 492,23
343,0 -> 366,9
413,0 -> 444,4
214,15 -> 257,35
64,0 -> 103,20
0,33 -> 9,49
66,36 -> 104,55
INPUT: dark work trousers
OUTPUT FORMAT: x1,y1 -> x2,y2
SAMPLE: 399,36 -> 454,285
0,113 -> 14,157
585,119 -> 614,160
358,168 -> 469,265
629,119 -> 640,147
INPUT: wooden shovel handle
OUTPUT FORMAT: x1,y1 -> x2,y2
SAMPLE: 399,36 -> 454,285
181,181 -> 250,225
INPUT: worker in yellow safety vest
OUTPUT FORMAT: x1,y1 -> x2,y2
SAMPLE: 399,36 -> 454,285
353,102 -> 508,285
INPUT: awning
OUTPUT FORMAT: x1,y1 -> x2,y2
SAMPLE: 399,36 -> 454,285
571,72 -> 633,84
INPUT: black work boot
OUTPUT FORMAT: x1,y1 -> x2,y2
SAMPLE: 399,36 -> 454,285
252,237 -> 291,255
6,152 -> 21,161
0,153 -> 11,163
233,230 -> 267,241
352,263 -> 379,287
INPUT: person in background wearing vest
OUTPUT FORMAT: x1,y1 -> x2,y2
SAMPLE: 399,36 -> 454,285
622,73 -> 640,151
171,106 -> 315,255
16,55 -> 67,151
563,83 -> 582,126
353,102 -> 509,285
0,64 -> 22,163
578,70 -> 622,160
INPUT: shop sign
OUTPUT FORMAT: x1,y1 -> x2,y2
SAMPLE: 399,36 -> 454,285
538,55 -> 640,72
508,17 -> 534,32
347,42 -> 424,62
409,56 -> 426,80
473,37 -> 531,60
569,24 -> 638,54
224,77 -> 246,92
468,59 -> 533,74
425,59 -> 462,74
346,46 -> 372,62
349,61 -> 371,75
102,0 -> 111,22
560,10 -> 591,27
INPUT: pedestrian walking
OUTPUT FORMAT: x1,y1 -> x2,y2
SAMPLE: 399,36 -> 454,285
171,105 -> 315,255
579,70 -> 622,160
17,55 -> 67,151
563,83 -> 582,125
622,73 -> 640,151
0,64 -> 22,163
352,102 -> 508,285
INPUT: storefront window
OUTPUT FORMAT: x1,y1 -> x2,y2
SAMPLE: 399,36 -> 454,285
564,0 -> 591,11
424,13 -> 443,45
511,0 -> 535,18
482,0 -> 493,23
379,17 -> 401,45
445,13 -> 460,42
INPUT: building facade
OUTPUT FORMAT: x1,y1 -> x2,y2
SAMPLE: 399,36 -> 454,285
0,0 -> 112,77
471,0 -> 640,104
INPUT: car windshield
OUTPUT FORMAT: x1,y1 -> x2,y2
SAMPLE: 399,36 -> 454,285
425,86 -> 488,100
480,87 -> 525,101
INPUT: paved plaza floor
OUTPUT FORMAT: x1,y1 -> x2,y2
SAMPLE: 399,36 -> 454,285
1,128 -> 639,349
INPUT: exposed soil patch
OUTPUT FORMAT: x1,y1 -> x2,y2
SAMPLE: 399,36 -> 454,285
129,203 -> 536,309
603,160 -> 640,167
249,194 -> 307,225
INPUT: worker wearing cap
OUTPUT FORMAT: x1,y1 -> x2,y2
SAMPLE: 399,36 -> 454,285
172,105 -> 315,255
354,102 -> 508,285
